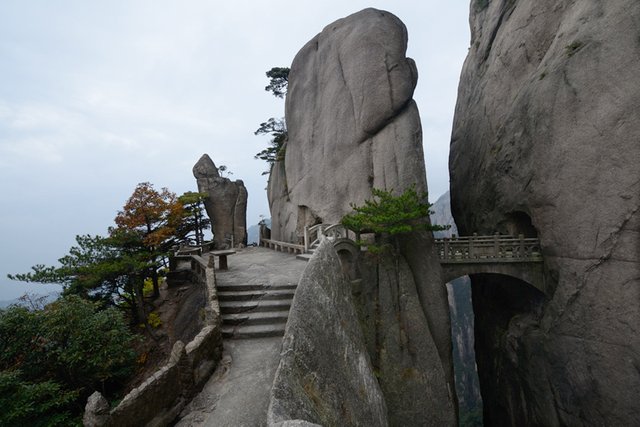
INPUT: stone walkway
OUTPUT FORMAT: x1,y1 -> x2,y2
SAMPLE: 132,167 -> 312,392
174,247 -> 307,427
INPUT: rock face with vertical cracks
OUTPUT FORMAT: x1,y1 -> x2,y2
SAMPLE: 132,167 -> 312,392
269,7 -> 423,243
450,1 -> 640,425
268,8 -> 456,425
268,240 -> 388,427
193,154 -> 247,248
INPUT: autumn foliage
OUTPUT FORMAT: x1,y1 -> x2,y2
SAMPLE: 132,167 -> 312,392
5,182 -> 211,424
9,182 -> 209,319
114,182 -> 184,249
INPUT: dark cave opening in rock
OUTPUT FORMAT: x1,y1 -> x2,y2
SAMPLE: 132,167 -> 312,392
498,211 -> 538,238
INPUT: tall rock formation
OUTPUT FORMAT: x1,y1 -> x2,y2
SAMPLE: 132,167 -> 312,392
450,1 -> 640,425
268,8 -> 456,425
193,154 -> 247,248
269,7 -> 423,244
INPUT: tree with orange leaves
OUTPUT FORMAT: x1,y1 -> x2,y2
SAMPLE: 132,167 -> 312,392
112,182 -> 184,298
9,182 -> 195,326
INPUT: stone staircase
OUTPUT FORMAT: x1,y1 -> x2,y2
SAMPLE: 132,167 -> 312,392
296,242 -> 319,262
218,282 -> 297,339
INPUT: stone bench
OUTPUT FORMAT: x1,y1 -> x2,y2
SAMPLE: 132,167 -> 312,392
209,250 -> 236,270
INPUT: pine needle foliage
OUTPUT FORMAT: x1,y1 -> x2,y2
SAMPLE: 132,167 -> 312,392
341,186 -> 449,253
255,67 -> 289,173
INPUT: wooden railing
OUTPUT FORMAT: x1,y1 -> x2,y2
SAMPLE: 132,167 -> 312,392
435,233 -> 542,263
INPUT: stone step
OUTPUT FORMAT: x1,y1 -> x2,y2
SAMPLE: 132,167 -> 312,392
216,283 -> 297,293
222,322 -> 287,339
222,310 -> 290,326
217,289 -> 295,302
296,253 -> 314,262
219,299 -> 292,314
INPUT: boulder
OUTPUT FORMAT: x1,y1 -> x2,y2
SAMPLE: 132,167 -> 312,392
268,239 -> 388,426
354,235 -> 457,426
268,8 -> 457,425
269,7 -> 423,243
193,154 -> 247,248
450,1 -> 640,425
83,392 -> 110,427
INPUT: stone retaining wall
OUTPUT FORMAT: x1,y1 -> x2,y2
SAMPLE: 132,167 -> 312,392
83,255 -> 223,427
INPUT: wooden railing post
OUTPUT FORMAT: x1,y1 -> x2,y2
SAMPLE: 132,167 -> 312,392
494,232 -> 500,258
303,226 -> 309,252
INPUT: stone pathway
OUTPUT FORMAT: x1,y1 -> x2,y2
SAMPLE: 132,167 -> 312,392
175,247 -> 307,427
219,279 -> 296,339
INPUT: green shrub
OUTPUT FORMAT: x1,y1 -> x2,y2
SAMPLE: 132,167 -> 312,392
0,305 -> 44,378
143,278 -> 154,297
147,311 -> 162,328
0,296 -> 138,424
0,370 -> 78,427
341,185 -> 449,254
341,185 -> 449,235
476,0 -> 489,11
565,40 -> 584,57
41,296 -> 137,390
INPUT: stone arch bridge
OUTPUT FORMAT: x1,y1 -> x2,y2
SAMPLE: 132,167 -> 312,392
434,234 -> 545,294
262,224 -> 546,295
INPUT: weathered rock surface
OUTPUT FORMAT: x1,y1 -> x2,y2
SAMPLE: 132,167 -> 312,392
267,8 -> 457,425
83,392 -> 110,427
268,239 -> 388,426
269,7 -> 423,243
193,154 -> 247,248
450,1 -> 640,425
354,233 -> 456,426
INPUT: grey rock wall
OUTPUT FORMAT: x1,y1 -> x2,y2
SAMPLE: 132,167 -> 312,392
268,7 -> 424,243
268,240 -> 388,427
450,1 -> 640,425
193,154 -> 247,248
354,235 -> 457,426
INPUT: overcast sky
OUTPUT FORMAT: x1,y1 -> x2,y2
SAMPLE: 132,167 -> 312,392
0,1 -> 470,301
